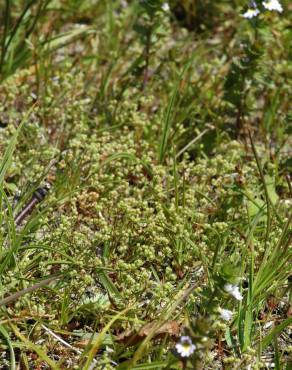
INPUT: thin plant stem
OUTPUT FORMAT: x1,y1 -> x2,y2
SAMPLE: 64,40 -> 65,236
0,0 -> 10,74
0,275 -> 61,306
248,131 -> 271,252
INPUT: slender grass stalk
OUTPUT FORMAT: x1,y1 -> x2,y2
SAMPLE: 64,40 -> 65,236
130,284 -> 196,367
2,0 -> 35,57
9,323 -> 60,370
0,324 -> 15,370
172,150 -> 179,211
253,211 -> 292,299
102,152 -> 153,178
262,317 -> 292,350
273,336 -> 280,370
0,0 -> 11,74
0,275 -> 61,306
0,103 -> 36,185
175,127 -> 213,159
0,0 -> 35,79
159,61 -> 191,164
248,131 -> 271,252
82,307 -> 132,370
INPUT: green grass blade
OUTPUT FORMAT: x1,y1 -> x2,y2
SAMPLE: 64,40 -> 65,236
82,307 -> 131,370
158,61 -> 191,164
131,283 -> 195,366
0,0 -> 11,74
102,152 -> 153,177
0,104 -> 35,185
0,324 -> 16,370
132,362 -> 167,370
261,317 -> 292,350
97,269 -> 122,300
3,0 -> 35,57
0,275 -> 60,306
42,26 -> 94,54
274,336 -> 281,370
10,323 -> 60,370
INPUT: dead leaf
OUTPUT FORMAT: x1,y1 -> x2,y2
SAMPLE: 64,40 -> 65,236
117,320 -> 180,346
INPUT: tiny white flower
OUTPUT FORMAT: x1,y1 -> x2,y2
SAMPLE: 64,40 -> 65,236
105,346 -> 115,353
162,2 -> 170,11
263,321 -> 274,329
283,199 -> 292,206
262,0 -> 283,12
175,336 -> 196,358
224,283 -> 234,293
224,283 -> 243,301
242,8 -> 260,18
218,307 -> 234,321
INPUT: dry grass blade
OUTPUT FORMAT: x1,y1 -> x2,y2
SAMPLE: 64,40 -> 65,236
0,275 -> 61,306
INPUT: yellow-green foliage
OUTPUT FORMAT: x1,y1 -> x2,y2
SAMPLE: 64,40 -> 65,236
0,1 -> 291,368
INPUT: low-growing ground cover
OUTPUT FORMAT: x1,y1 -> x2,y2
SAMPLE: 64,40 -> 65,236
0,1 -> 291,369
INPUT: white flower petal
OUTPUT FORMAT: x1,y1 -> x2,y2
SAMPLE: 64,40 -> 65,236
224,283 -> 243,301
232,286 -> 243,301
219,308 -> 234,321
242,8 -> 260,18
175,336 -> 196,358
224,283 -> 234,293
162,2 -> 170,11
262,0 -> 283,12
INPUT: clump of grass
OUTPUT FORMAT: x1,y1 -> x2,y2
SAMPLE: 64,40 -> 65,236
0,0 -> 291,369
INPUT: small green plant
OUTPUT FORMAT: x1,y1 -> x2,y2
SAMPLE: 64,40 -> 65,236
0,0 -> 291,368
